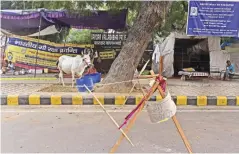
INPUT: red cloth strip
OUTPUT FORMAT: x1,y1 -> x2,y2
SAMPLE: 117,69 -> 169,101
118,75 -> 167,129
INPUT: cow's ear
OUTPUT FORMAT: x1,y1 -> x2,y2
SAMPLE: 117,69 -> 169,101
94,51 -> 98,58
90,48 -> 93,53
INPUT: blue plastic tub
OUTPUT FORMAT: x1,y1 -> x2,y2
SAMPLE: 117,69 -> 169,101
83,73 -> 101,83
76,77 -> 94,92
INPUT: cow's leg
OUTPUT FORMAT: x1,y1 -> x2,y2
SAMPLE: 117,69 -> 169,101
59,70 -> 65,86
58,74 -> 61,83
57,72 -> 61,83
72,71 -> 75,87
58,71 -> 61,84
57,63 -> 62,84
57,66 -> 61,84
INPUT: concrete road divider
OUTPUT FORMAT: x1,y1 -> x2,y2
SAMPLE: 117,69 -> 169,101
1,94 -> 239,106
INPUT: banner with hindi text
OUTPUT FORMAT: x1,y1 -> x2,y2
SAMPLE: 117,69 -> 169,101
187,1 -> 239,37
5,35 -> 93,71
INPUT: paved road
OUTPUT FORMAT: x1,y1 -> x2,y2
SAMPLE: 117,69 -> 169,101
1,106 -> 239,153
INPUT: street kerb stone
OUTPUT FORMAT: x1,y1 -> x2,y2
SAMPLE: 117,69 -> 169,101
207,96 -> 217,105
0,94 -> 239,106
149,96 -> 156,101
18,95 -> 29,105
40,95 -> 51,105
227,96 -> 237,106
0,94 -> 7,105
187,96 -> 197,105
125,96 -> 135,105
61,95 -> 73,105
83,95 -> 93,105
104,96 -> 115,105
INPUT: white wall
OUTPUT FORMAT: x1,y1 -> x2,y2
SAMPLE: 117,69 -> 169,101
210,51 -> 230,71
208,37 -> 229,72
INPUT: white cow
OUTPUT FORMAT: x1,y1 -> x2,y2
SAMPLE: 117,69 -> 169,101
56,50 -> 92,87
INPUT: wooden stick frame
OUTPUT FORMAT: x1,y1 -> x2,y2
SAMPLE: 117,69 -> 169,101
110,74 -> 193,154
84,85 -> 134,146
122,60 -> 150,106
110,79 -> 159,153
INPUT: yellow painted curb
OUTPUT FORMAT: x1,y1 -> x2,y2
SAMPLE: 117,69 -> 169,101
115,96 -> 126,105
177,96 -> 187,105
197,96 -> 207,106
236,96 -> 239,106
136,95 -> 144,105
217,96 -> 227,106
29,94 -> 40,105
93,96 -> 104,105
156,95 -> 163,101
51,95 -> 62,105
72,95 -> 83,105
7,95 -> 19,105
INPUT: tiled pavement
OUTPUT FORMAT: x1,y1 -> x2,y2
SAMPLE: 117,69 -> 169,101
0,84 -> 50,95
1,78 -> 239,96
167,79 -> 239,96
168,85 -> 239,96
0,73 -> 58,78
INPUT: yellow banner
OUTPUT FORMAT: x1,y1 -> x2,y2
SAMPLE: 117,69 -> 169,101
5,35 -> 94,70
99,51 -> 116,59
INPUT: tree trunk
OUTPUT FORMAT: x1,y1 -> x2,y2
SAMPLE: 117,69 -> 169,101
95,1 -> 172,93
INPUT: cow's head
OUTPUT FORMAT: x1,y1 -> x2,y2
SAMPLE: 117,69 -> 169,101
83,47 -> 98,59
81,50 -> 92,67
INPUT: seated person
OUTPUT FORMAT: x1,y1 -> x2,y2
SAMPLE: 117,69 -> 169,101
7,61 -> 15,72
223,60 -> 235,80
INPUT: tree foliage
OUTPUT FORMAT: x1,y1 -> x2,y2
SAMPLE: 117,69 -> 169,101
155,1 -> 188,38
221,37 -> 234,44
95,1 -> 173,92
1,1 -> 105,43
37,27 -> 70,43
102,1 -> 188,37
1,1 -> 188,43
66,29 -> 104,44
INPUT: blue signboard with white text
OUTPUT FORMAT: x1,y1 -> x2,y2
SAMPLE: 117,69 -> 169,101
187,1 -> 239,37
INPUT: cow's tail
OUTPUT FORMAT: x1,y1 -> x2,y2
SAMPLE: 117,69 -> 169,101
56,60 -> 59,66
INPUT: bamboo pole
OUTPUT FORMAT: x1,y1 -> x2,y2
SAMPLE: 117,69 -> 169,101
160,56 -> 164,74
122,60 -> 150,106
172,116 -> 193,153
110,72 -> 193,153
110,81 -> 159,153
136,74 -> 159,78
84,85 -> 134,146
152,72 -> 193,154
